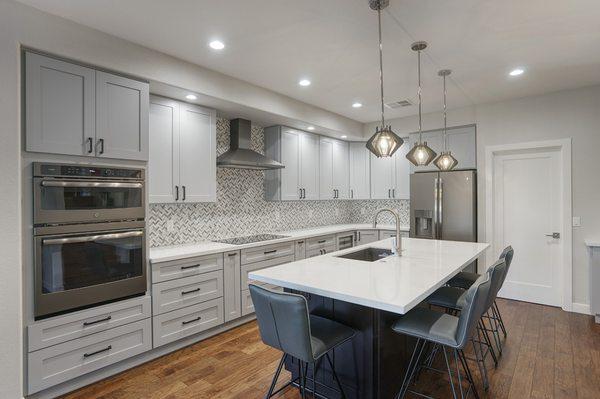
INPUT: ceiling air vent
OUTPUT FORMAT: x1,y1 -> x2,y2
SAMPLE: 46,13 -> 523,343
385,100 -> 413,109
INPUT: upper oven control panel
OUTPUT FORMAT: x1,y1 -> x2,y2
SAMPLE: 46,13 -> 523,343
34,162 -> 144,180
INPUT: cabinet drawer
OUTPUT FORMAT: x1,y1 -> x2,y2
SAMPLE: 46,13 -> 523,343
28,318 -> 151,394
241,285 -> 282,316
152,254 -> 223,283
240,241 -> 294,265
152,271 -> 223,315
153,298 -> 224,347
306,245 -> 336,259
28,296 -> 151,352
306,235 -> 336,251
241,254 -> 295,290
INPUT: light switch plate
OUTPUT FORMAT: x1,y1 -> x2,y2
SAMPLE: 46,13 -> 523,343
572,216 -> 581,227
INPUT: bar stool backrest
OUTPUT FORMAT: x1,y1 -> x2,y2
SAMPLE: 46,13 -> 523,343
498,246 -> 514,287
454,273 -> 492,349
484,258 -> 508,311
249,284 -> 315,363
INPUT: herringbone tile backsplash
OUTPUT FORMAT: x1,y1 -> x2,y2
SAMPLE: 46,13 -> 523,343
149,118 -> 409,247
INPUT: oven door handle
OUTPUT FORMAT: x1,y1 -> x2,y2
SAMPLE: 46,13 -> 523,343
40,180 -> 143,189
42,231 -> 144,245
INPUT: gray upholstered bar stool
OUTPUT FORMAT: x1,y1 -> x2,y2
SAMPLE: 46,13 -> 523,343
391,273 -> 492,399
447,246 -> 514,338
249,284 -> 356,399
426,258 -> 508,390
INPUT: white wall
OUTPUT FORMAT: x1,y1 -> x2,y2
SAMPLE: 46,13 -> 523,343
367,85 -> 600,308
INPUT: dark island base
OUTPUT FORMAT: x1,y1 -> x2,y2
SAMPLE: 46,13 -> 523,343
284,289 -> 417,399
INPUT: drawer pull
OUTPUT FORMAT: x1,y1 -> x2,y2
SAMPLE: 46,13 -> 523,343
228,253 -> 237,257
297,241 -> 304,244
83,316 -> 112,326
181,288 -> 201,295
83,345 -> 112,358
317,240 -> 326,244
264,249 -> 277,254
182,316 -> 202,325
181,264 -> 200,270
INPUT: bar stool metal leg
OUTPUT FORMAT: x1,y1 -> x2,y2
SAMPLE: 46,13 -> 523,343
492,301 -> 507,338
325,353 -> 347,399
265,354 -> 287,399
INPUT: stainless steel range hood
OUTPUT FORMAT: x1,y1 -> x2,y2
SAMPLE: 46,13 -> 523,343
217,119 -> 284,170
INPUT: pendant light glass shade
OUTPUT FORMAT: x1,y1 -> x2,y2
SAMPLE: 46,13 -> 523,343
365,0 -> 403,158
433,69 -> 458,171
366,125 -> 403,158
406,41 -> 436,166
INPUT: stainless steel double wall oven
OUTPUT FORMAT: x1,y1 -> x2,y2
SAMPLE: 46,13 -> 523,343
33,163 -> 147,319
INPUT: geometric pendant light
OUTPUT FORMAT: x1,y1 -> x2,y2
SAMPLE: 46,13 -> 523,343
365,0 -> 404,158
406,41 -> 437,166
434,69 -> 458,171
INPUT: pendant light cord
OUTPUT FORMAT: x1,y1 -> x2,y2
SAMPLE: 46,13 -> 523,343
417,49 -> 423,143
378,7 -> 385,128
443,72 -> 447,151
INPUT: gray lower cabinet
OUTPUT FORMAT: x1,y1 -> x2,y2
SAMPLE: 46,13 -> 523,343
241,284 -> 283,316
28,318 -> 152,394
295,240 -> 306,260
28,296 -> 151,352
152,253 -> 223,283
152,271 -> 223,315
240,241 -> 295,264
152,298 -> 224,347
305,234 -> 336,258
223,251 -> 242,322
355,230 -> 379,245
241,254 -> 295,290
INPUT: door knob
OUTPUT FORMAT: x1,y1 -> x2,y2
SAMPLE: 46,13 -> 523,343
545,232 -> 560,239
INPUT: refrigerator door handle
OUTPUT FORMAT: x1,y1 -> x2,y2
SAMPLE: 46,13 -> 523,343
438,177 -> 443,240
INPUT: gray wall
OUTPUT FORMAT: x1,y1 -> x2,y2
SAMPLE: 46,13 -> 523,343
149,118 -> 409,247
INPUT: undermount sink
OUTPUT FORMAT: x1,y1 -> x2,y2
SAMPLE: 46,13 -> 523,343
336,247 -> 394,262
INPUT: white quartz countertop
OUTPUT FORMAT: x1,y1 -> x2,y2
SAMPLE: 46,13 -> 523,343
249,237 -> 489,315
149,223 -> 409,263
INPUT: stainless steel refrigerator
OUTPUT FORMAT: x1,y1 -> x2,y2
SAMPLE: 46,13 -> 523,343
410,170 -> 477,269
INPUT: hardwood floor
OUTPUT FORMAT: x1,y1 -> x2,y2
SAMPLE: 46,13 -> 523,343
61,299 -> 600,399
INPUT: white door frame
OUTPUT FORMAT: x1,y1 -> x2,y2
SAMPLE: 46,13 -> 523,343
485,139 -> 572,311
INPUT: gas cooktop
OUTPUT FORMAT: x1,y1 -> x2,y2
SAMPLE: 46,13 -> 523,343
213,233 -> 290,245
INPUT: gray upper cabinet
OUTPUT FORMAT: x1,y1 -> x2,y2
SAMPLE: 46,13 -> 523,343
264,126 -> 320,201
349,142 -> 370,199
149,95 -> 216,203
408,125 -> 476,172
25,51 -> 149,161
25,52 -> 95,156
96,71 -> 149,161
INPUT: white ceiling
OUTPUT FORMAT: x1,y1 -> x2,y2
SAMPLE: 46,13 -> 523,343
17,0 -> 600,124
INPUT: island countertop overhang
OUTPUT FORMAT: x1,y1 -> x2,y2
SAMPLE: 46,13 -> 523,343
249,237 -> 490,315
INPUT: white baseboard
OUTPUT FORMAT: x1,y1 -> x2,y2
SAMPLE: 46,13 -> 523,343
571,302 -> 591,315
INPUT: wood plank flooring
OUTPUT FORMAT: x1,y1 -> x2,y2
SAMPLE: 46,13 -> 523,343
61,299 -> 600,399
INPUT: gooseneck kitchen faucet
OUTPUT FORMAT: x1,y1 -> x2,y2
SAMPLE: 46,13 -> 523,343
372,208 -> 402,254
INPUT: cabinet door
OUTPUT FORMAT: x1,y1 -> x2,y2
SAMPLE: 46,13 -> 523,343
393,140 -> 411,199
179,103 -> 216,202
333,140 -> 350,199
319,137 -> 334,199
299,132 -> 320,200
25,52 -> 95,156
96,71 -> 149,160
223,251 -> 241,322
149,96 -> 180,203
370,153 -> 394,199
349,143 -> 371,199
447,125 -> 476,170
280,129 -> 301,200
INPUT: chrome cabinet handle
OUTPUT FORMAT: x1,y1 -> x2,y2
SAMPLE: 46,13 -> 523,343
181,288 -> 201,295
175,185 -> 179,201
182,316 -> 201,325
86,137 -> 94,154
182,185 -> 186,201
83,315 -> 111,326
83,345 -> 112,358
97,138 -> 105,155
43,230 -> 143,245
546,232 -> 560,239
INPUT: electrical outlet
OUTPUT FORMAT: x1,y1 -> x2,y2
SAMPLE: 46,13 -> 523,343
572,216 -> 581,227
166,219 -> 175,233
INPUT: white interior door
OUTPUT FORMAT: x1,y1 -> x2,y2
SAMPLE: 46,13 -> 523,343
492,148 -> 562,306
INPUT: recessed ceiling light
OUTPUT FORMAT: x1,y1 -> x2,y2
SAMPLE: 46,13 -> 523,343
509,68 -> 524,76
352,102 -> 363,108
298,79 -> 311,87
185,94 -> 197,100
209,40 -> 225,50
341,135 -> 348,139
307,126 -> 315,131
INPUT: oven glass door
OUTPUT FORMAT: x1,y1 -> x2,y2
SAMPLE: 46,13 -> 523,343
40,230 -> 144,295
35,179 -> 144,224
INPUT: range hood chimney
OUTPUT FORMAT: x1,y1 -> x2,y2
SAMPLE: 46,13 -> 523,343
217,119 -> 284,170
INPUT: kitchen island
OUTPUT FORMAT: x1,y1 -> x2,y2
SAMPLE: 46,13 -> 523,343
249,237 -> 489,399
